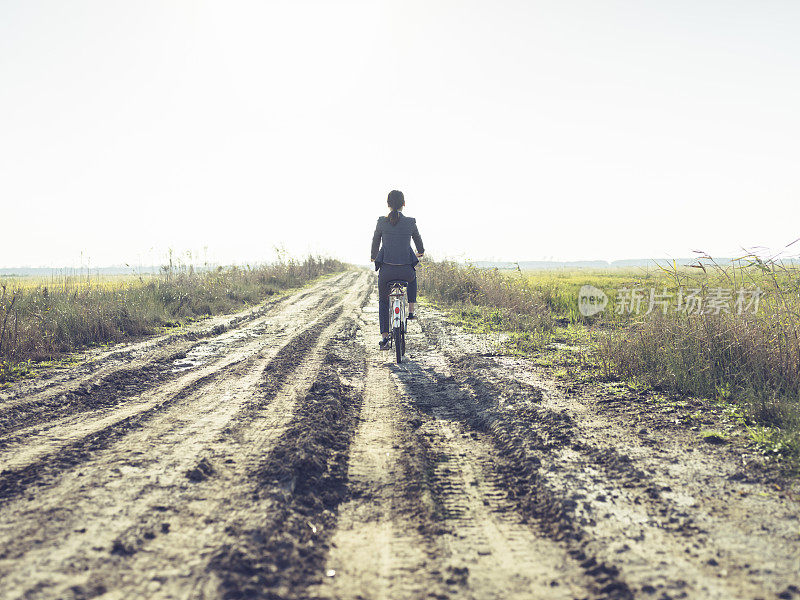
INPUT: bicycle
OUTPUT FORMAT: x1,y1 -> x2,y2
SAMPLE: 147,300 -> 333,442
386,280 -> 408,363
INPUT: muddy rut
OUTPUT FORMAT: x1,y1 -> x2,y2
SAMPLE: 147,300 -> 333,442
0,269 -> 797,600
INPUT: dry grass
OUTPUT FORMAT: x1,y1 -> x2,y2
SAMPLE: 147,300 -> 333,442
419,260 -> 553,337
597,258 -> 800,458
0,256 -> 344,380
419,257 -> 800,467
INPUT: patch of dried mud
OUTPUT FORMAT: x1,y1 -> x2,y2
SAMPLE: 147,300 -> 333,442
209,325 -> 365,600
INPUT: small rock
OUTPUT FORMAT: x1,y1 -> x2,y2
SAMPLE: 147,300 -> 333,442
186,458 -> 215,482
641,584 -> 657,594
702,432 -> 727,445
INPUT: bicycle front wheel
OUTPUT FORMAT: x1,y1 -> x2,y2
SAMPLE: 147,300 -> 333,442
394,326 -> 403,363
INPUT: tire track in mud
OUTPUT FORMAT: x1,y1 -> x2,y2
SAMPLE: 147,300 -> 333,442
453,360 -> 783,599
315,296 -> 595,600
0,275 -> 355,504
0,272 -> 354,406
485,359 -> 800,600
399,352 -> 635,599
0,272 -> 352,439
93,319 -> 367,599
405,344 -> 718,599
97,307 -> 348,564
0,347 -> 189,442
311,331 -> 448,600
0,272 -> 372,600
0,308 -> 338,504
208,326 -> 366,600
415,311 -> 800,599
392,358 -> 597,599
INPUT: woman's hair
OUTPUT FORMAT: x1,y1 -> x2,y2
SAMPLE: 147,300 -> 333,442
387,190 -> 405,226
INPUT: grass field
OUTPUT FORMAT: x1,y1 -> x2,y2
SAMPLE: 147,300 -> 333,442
0,256 -> 345,382
419,257 -> 800,473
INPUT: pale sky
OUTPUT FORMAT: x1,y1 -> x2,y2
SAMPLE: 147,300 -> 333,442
1,0 -> 798,267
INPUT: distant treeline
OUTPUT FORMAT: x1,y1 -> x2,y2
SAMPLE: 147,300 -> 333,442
472,258 -> 800,270
1,266 -> 202,277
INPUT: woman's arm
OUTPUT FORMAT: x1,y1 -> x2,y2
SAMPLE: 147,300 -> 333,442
370,219 -> 382,261
411,221 -> 424,256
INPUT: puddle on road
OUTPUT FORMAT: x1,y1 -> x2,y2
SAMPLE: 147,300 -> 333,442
170,327 -> 268,373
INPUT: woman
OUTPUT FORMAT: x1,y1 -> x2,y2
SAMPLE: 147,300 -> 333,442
370,190 -> 425,350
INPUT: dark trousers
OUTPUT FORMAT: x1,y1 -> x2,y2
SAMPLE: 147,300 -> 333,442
378,264 -> 417,333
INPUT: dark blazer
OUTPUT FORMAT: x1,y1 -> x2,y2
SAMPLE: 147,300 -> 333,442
374,247 -> 419,271
371,213 -> 425,267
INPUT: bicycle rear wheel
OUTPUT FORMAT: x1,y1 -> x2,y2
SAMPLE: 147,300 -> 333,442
394,326 -> 403,363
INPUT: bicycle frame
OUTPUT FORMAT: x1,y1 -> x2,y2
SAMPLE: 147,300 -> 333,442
389,282 -> 407,330
388,281 -> 408,362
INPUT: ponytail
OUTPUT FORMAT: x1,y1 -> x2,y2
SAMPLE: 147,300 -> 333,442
387,190 -> 404,226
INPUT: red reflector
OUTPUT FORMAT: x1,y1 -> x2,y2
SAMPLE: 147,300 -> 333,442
395,307 -> 400,314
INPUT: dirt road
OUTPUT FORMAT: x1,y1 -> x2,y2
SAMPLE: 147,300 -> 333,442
0,269 -> 798,600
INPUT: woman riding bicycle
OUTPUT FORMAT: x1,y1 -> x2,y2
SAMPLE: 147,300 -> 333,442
371,190 -> 425,350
